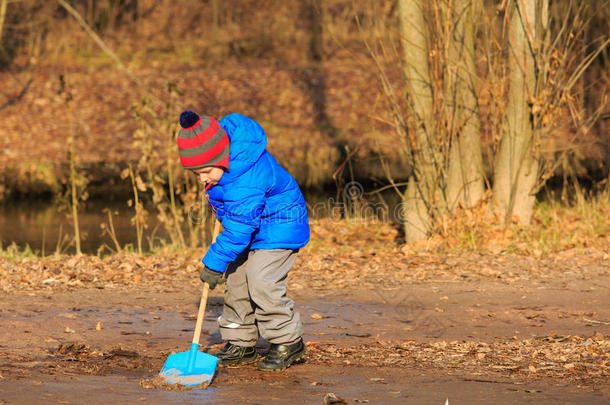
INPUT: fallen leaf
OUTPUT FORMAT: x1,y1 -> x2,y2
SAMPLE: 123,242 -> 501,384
64,327 -> 75,334
528,365 -> 537,373
311,313 -> 326,320
96,322 -> 103,331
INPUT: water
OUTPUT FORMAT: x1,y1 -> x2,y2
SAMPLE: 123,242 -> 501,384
0,188 -> 401,254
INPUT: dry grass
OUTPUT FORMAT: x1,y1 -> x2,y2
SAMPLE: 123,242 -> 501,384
307,182 -> 610,257
1,183 -> 607,261
410,186 -> 610,256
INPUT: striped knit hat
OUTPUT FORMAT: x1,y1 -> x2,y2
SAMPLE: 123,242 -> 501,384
177,110 -> 230,170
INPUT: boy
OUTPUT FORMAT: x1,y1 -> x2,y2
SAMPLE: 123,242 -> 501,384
177,110 -> 310,371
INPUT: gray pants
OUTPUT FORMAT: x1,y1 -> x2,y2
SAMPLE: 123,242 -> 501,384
218,248 -> 303,346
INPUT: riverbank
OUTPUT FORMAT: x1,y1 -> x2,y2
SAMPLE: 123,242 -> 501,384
2,217 -> 609,293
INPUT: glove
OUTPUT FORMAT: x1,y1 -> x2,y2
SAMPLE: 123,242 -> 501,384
200,266 -> 225,290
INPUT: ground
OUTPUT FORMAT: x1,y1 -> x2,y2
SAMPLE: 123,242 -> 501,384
0,237 -> 608,404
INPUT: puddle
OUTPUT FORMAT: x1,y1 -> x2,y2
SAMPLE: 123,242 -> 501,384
0,369 -> 388,404
2,365 -> 607,405
0,375 -> 219,404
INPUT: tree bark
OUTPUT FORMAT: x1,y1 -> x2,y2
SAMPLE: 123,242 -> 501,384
211,0 -> 220,30
397,0 -> 437,242
492,0 -> 543,225
445,0 -> 484,210
302,0 -> 336,138
0,0 -> 7,47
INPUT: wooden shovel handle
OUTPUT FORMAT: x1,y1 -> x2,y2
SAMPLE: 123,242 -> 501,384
192,219 -> 222,346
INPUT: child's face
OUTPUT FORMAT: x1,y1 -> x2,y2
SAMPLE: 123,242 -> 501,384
192,166 -> 224,186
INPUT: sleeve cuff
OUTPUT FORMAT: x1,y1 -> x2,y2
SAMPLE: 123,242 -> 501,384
201,257 -> 226,273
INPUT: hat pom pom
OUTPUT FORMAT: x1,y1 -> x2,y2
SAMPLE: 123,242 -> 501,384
179,110 -> 200,128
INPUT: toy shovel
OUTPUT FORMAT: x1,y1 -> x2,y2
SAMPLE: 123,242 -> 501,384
159,220 -> 221,387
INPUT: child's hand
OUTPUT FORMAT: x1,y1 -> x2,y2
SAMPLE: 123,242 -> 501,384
200,266 -> 226,290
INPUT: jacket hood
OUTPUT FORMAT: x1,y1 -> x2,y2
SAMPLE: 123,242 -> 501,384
217,113 -> 267,185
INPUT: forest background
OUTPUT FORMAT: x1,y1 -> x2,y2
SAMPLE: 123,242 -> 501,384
0,0 -> 608,254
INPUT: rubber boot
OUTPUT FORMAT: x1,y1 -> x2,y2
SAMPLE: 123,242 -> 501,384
257,338 -> 307,371
215,342 -> 258,367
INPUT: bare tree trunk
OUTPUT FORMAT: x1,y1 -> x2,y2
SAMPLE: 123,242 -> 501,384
584,1 -> 610,171
302,0 -> 336,138
0,0 -> 7,47
492,0 -> 543,225
445,0 -> 484,210
397,0 -> 437,242
402,176 -> 430,242
211,0 -> 220,30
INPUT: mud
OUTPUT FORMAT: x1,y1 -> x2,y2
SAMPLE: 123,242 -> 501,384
156,368 -> 213,388
0,274 -> 609,404
139,374 -> 210,391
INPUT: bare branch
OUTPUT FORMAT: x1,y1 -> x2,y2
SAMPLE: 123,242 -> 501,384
56,0 -> 139,87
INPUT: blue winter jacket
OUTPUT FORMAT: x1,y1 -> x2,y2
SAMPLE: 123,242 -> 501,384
202,113 -> 310,272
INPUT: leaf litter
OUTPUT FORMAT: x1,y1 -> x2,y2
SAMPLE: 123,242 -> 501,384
0,220 -> 608,389
1,221 -> 607,293
306,333 -> 609,385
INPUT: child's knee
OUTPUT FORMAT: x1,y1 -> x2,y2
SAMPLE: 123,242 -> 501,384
245,269 -> 267,296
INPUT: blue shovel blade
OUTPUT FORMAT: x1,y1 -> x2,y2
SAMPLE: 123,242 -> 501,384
159,343 -> 218,387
